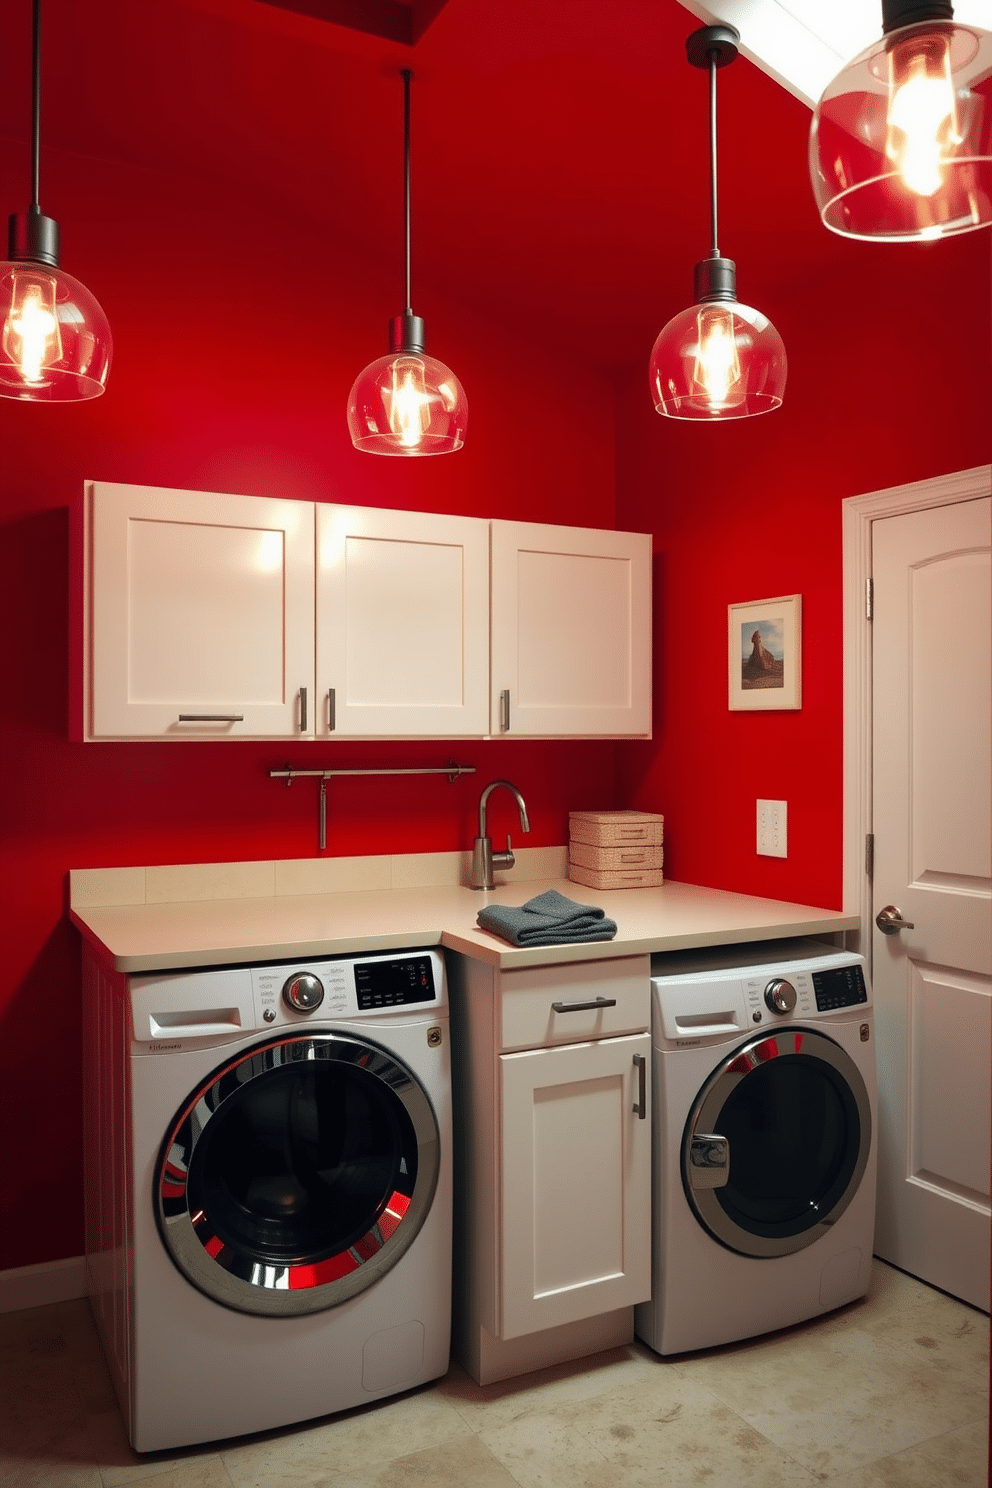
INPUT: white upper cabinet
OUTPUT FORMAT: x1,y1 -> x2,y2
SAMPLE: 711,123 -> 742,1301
80,485 -> 652,742
490,520 -> 652,737
315,504 -> 490,737
84,482 -> 315,740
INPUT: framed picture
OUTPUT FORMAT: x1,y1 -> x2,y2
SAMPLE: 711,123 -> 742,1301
728,594 -> 802,711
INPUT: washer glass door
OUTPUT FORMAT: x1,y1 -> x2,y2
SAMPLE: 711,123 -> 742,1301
682,1026 -> 872,1257
156,1032 -> 440,1315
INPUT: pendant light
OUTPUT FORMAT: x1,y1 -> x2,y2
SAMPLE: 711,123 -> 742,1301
0,0 -> 112,401
648,27 -> 786,421
810,1 -> 992,241
347,69 -> 466,455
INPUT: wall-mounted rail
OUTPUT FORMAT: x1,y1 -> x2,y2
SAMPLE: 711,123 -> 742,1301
269,762 -> 476,851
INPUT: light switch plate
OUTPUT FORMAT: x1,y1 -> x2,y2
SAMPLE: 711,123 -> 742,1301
757,799 -> 787,857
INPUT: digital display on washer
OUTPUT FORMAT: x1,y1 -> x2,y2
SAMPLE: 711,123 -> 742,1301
812,963 -> 868,1012
354,956 -> 437,1009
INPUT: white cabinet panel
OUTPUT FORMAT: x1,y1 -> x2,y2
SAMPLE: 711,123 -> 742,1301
499,1032 -> 651,1339
86,482 -> 314,739
490,520 -> 652,736
316,504 -> 489,737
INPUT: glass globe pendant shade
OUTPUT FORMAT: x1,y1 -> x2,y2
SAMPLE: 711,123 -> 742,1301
649,258 -> 787,421
810,14 -> 992,241
0,248 -> 112,401
347,312 -> 467,455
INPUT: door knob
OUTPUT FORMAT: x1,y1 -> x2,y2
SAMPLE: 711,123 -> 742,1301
875,904 -> 915,935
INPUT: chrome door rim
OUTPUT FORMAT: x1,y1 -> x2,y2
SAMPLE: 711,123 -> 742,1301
682,1026 -> 872,1258
155,1031 -> 441,1316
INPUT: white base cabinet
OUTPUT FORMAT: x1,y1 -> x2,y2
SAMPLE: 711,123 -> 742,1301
448,952 -> 652,1384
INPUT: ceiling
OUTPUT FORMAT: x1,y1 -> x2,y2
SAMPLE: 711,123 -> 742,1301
1,0 -> 988,372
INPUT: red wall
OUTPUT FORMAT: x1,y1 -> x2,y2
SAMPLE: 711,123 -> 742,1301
615,234 -> 992,907
0,148 -> 619,1269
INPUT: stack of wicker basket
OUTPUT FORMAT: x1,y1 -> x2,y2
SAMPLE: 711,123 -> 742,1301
567,809 -> 664,890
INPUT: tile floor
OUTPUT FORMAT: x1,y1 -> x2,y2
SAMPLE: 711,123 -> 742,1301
0,1261 -> 987,1488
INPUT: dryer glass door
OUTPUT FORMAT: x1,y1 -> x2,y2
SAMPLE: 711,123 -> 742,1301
156,1031 -> 440,1315
682,1027 -> 872,1258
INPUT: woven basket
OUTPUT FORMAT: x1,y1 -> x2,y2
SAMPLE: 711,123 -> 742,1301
569,809 -> 664,848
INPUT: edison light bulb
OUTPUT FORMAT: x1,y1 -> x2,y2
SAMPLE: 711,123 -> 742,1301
386,355 -> 432,449
2,269 -> 62,385
885,33 -> 962,197
693,304 -> 743,409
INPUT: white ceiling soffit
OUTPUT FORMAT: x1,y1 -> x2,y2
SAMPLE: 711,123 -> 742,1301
678,0 -> 992,108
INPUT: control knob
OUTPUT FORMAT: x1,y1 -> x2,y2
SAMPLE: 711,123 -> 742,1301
282,972 -> 324,1013
764,977 -> 797,1015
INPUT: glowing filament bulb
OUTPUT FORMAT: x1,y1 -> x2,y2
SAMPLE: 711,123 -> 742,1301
693,305 -> 742,408
3,271 -> 62,385
386,355 -> 431,448
885,34 -> 962,197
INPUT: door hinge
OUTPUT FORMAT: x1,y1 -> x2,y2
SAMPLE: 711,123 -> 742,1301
865,577 -> 873,621
865,832 -> 874,880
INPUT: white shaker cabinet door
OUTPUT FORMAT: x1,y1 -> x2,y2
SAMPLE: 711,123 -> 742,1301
316,503 -> 490,737
490,521 -> 652,737
498,1032 -> 652,1340
86,482 -> 315,739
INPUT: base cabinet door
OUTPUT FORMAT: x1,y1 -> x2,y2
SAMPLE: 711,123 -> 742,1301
498,1031 -> 651,1340
490,520 -> 652,737
85,482 -> 315,740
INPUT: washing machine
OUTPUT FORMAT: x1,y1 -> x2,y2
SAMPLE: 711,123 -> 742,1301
82,946 -> 452,1452
634,938 -> 876,1356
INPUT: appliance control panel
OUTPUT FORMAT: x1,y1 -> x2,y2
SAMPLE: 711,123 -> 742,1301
812,962 -> 868,1011
354,954 -> 436,1010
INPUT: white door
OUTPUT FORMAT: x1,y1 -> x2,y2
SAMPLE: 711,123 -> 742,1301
86,482 -> 315,739
871,495 -> 991,1310
498,1032 -> 651,1340
316,504 -> 489,736
490,520 -> 652,737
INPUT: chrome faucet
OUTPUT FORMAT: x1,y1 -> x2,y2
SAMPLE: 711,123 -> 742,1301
471,779 -> 531,890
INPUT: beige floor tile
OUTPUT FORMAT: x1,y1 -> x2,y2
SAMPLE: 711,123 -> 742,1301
84,1406 -> 230,1487
819,1416 -> 990,1487
531,1371 -> 820,1488
220,1387 -> 474,1488
679,1319 -> 987,1478
327,1433 -> 523,1488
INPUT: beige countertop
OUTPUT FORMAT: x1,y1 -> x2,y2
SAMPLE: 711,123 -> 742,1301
69,852 -> 859,973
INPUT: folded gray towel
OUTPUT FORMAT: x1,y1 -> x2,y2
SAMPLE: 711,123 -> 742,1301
476,888 -> 618,947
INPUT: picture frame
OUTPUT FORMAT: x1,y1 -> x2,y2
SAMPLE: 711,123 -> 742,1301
728,594 -> 802,711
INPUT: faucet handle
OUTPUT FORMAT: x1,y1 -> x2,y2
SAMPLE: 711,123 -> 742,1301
492,833 -> 516,871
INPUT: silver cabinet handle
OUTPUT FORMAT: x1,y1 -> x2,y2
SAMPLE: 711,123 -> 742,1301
299,686 -> 308,733
327,688 -> 336,732
876,904 -> 916,935
550,996 -> 618,1013
633,1053 -> 646,1119
499,688 -> 510,731
178,714 -> 244,722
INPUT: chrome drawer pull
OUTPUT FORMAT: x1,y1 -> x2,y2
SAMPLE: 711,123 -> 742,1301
178,714 -> 244,722
550,996 -> 618,1013
299,686 -> 308,732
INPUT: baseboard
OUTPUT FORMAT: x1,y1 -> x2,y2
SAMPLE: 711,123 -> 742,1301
0,1256 -> 87,1313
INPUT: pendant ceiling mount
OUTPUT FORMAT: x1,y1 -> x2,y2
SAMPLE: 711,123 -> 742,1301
810,0 -> 992,241
647,25 -> 787,422
347,68 -> 467,456
0,0 -> 112,402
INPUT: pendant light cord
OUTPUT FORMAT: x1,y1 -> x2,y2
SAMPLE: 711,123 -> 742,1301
708,47 -> 719,260
402,67 -> 413,316
31,0 -> 42,213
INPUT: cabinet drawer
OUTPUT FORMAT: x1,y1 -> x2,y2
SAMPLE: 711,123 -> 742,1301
498,956 -> 649,1052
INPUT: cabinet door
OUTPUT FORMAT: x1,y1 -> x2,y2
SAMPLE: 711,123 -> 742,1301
499,1032 -> 651,1340
316,504 -> 490,737
86,482 -> 315,739
490,521 -> 652,737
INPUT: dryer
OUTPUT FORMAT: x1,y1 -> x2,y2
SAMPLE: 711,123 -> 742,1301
83,946 -> 452,1452
635,939 -> 876,1356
